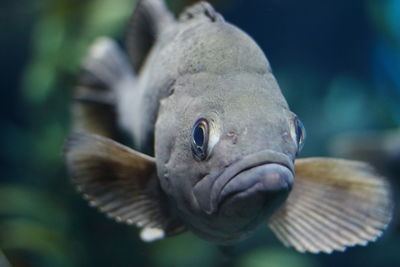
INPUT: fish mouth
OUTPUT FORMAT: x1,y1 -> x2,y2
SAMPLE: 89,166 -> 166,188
193,150 -> 294,215
217,163 -> 293,213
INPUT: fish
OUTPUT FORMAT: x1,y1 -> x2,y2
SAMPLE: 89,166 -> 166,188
64,0 -> 393,253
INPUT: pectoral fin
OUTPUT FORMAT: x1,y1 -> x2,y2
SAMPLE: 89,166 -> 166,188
64,133 -> 185,241
268,157 -> 393,253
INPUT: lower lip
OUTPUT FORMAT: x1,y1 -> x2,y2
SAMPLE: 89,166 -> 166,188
218,163 -> 293,208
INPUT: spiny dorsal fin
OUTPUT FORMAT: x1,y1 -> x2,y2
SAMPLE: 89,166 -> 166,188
64,133 -> 185,241
268,157 -> 393,254
179,1 -> 224,22
125,0 -> 175,73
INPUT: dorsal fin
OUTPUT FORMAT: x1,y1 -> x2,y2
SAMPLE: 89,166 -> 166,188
125,0 -> 175,73
179,1 -> 224,23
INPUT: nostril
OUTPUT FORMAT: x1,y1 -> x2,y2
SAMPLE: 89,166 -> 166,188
227,131 -> 238,144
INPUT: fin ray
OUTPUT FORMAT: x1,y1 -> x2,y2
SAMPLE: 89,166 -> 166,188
64,133 -> 186,240
268,157 -> 393,253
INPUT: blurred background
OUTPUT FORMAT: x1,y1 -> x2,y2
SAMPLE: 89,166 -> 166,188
1,0 -> 399,266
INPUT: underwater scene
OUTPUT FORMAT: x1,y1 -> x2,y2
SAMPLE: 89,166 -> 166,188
1,0 -> 400,266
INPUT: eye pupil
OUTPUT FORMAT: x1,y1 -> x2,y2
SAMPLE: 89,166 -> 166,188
193,126 -> 204,147
296,122 -> 303,142
295,118 -> 306,153
191,118 -> 209,160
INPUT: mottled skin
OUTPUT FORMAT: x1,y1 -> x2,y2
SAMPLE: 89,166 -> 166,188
118,2 -> 298,243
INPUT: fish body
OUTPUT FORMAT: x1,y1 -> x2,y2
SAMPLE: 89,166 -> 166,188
65,0 -> 393,252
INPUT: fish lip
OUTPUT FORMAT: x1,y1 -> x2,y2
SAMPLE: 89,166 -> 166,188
217,163 -> 293,212
206,150 -> 294,215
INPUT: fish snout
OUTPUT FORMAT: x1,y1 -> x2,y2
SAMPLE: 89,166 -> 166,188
204,150 -> 294,216
217,163 -> 293,217
190,150 -> 294,240
192,150 -> 294,218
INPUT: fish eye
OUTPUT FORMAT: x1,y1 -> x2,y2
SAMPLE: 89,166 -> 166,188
191,118 -> 209,160
295,117 -> 306,153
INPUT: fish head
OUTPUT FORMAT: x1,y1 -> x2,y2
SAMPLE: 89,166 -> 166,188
154,21 -> 305,243
155,70 -> 305,243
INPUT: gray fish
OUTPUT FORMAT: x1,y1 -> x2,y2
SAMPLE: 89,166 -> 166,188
64,0 -> 393,253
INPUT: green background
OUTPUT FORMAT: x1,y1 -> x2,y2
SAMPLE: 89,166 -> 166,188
1,0 -> 399,266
